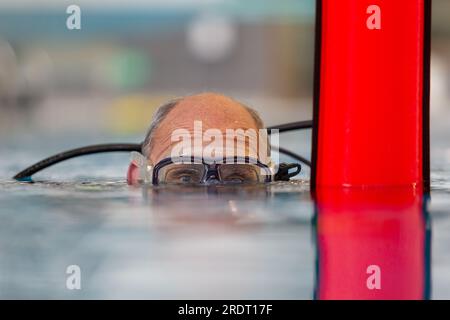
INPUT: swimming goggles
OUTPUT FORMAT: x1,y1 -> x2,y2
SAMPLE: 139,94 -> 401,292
131,152 -> 301,185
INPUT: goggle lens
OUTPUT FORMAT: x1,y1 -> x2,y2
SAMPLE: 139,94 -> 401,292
218,164 -> 262,184
158,164 -> 205,185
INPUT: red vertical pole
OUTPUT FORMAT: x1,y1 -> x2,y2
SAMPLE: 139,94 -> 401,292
311,0 -> 431,189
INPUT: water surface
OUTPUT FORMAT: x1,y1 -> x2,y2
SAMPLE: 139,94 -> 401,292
0,138 -> 449,299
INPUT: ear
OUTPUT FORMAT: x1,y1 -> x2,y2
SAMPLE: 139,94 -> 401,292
127,162 -> 140,185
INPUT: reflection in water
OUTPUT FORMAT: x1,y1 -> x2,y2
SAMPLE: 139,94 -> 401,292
140,183 -> 297,226
0,178 -> 443,299
142,183 -> 273,205
0,180 -> 314,299
313,187 -> 431,300
141,183 -> 432,299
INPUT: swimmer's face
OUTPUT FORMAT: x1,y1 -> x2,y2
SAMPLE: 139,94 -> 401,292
127,93 -> 266,185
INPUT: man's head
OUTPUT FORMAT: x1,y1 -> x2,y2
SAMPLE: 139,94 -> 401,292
127,92 -> 270,185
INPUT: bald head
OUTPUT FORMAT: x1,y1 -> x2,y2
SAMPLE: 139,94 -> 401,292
142,93 -> 265,165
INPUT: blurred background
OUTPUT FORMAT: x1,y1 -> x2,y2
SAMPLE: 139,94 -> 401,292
0,0 -> 449,176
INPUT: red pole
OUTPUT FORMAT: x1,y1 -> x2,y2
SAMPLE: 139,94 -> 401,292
311,0 -> 431,189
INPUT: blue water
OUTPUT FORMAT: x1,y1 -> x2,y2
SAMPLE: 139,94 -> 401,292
0,135 -> 449,299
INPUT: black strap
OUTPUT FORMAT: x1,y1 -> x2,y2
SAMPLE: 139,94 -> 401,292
274,163 -> 302,181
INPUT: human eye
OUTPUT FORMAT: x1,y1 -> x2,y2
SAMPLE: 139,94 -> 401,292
162,165 -> 203,184
173,170 -> 196,183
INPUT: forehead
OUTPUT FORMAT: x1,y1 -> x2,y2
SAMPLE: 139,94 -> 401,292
159,95 -> 259,132
148,94 -> 262,164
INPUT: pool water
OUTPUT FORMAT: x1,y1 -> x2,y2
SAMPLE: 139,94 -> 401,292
0,137 -> 449,299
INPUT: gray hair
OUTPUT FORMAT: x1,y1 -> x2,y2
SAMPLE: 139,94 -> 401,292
141,96 -> 265,158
